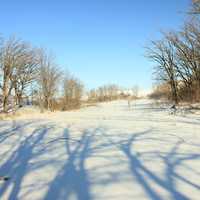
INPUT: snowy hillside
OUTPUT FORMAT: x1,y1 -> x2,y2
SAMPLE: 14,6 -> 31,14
0,100 -> 200,200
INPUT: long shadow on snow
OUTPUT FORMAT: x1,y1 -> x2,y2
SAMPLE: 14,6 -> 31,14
159,141 -> 200,192
0,121 -> 34,144
44,128 -> 95,200
119,131 -> 200,200
0,125 -> 52,200
101,128 -> 200,200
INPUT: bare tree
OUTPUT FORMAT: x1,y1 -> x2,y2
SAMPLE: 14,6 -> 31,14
107,84 -> 119,100
164,22 -> 200,101
132,85 -> 139,98
0,37 -> 29,112
0,35 -> 85,113
146,37 -> 179,104
88,84 -> 119,102
147,1 -> 200,103
37,50 -> 61,111
12,46 -> 39,107
191,0 -> 200,14
63,73 -> 83,110
88,89 -> 97,102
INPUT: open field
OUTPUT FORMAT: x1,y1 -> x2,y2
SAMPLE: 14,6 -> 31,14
0,100 -> 200,200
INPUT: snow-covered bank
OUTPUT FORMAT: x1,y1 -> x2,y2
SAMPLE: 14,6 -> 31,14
0,100 -> 200,200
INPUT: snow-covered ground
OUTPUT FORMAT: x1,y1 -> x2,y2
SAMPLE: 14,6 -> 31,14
0,99 -> 200,200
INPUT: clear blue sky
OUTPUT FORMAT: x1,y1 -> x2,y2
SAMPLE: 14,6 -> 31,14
0,0 -> 190,90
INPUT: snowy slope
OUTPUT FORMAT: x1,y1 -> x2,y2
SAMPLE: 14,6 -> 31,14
0,99 -> 200,200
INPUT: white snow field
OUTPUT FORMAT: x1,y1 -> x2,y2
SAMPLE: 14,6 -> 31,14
0,99 -> 200,200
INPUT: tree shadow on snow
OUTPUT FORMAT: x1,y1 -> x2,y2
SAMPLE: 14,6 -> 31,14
0,121 -> 34,144
108,129 -> 200,200
0,125 -> 52,200
44,128 -> 96,200
0,124 -> 199,200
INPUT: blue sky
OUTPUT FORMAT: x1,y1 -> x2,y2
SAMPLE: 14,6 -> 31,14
0,0 -> 190,90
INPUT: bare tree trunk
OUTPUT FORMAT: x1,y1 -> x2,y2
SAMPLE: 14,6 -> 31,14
2,75 -> 10,112
170,80 -> 179,105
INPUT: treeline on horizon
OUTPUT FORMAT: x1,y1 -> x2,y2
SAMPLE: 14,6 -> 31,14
0,36 -> 138,113
147,0 -> 200,104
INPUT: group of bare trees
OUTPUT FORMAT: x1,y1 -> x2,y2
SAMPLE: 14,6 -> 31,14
37,50 -> 61,111
88,84 -> 120,102
62,74 -> 84,110
147,1 -> 200,104
0,36 -> 39,112
0,36 -> 84,113
88,84 -> 139,103
0,35 -> 131,113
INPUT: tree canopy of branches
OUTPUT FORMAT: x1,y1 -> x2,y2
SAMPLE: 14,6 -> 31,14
146,36 -> 179,104
0,36 -> 39,112
0,35 -> 86,113
88,84 -> 119,102
37,50 -> 61,111
62,73 -> 84,110
147,19 -> 200,103
146,1 -> 200,103
192,0 -> 200,14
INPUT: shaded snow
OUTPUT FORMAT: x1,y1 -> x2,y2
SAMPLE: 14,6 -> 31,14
0,99 -> 200,200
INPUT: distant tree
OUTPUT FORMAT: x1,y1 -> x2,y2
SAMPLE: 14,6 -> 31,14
107,84 -> 119,100
88,84 -> 120,102
132,85 -> 139,98
88,89 -> 97,102
149,83 -> 171,100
